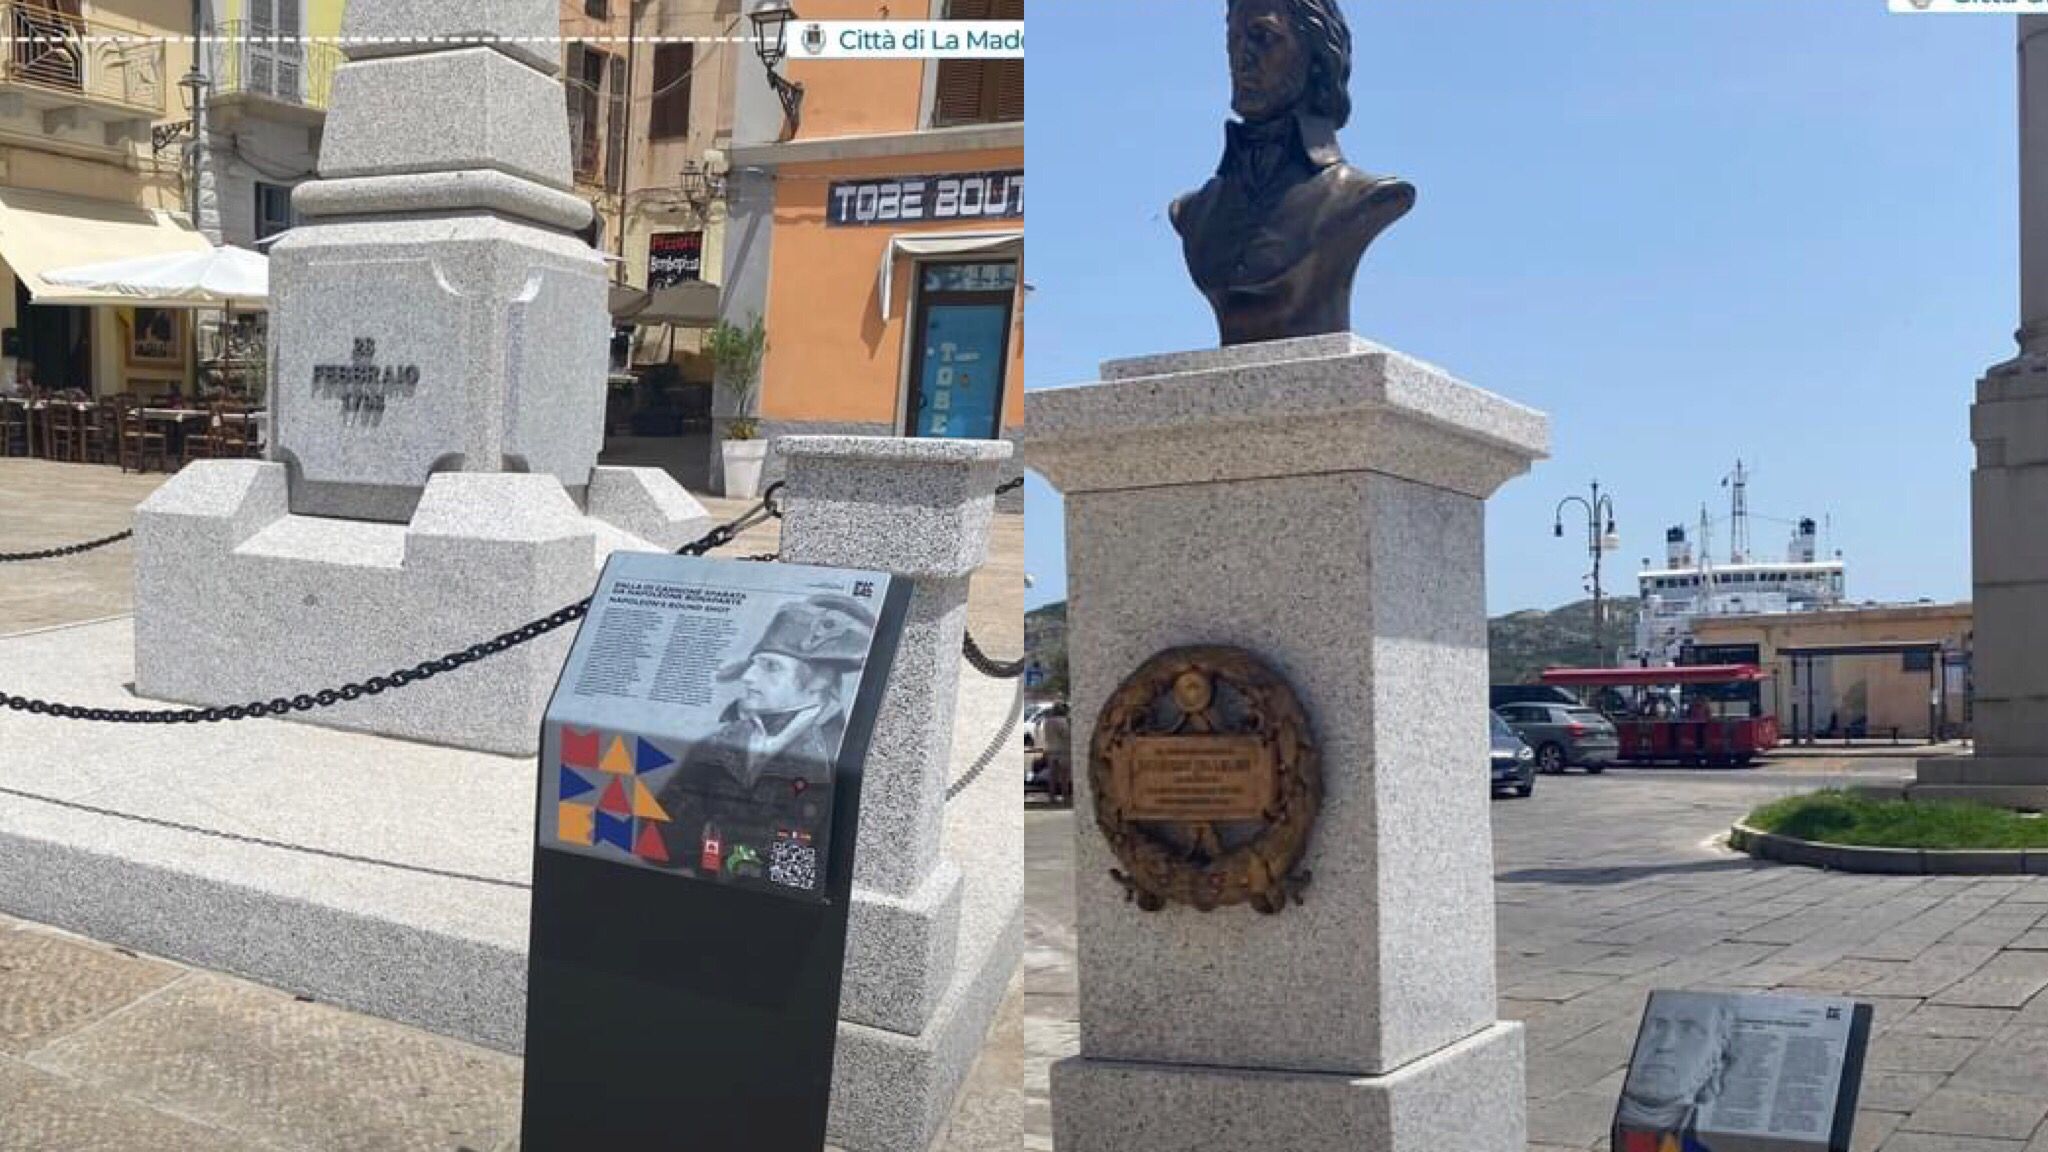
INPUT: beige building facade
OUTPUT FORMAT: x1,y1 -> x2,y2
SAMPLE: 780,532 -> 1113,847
1691,602 -> 1974,742
0,0 -> 211,399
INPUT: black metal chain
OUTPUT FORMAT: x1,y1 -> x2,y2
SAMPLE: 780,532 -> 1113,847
946,678 -> 1024,802
995,475 -> 1023,496
0,529 -> 134,563
0,495 -> 776,725
0,477 -> 1028,722
963,629 -> 1025,680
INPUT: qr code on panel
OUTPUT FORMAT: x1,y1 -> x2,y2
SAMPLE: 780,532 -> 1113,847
769,834 -> 818,891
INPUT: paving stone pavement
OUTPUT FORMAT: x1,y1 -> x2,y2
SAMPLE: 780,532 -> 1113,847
1026,766 -> 2048,1151
1,457 -> 1026,1150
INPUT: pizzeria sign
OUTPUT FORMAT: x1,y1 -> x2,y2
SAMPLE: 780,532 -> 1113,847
827,169 -> 1023,227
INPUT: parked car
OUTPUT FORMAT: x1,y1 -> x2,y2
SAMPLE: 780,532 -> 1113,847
1493,701 -> 1619,774
1490,710 -> 1535,798
1024,703 -> 1069,799
1025,702 -> 1063,749
1490,684 -> 1580,710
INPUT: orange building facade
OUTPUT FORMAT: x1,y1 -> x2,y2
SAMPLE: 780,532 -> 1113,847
719,0 -> 1023,493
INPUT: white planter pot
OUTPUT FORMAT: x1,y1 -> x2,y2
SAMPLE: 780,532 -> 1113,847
722,439 -> 769,499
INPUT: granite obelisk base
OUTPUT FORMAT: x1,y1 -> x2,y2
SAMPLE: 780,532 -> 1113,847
134,461 -> 710,756
1909,355 -> 2048,809
1025,336 -> 1547,1151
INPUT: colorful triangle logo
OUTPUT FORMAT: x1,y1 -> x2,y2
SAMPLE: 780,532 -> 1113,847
633,821 -> 671,863
600,736 -> 635,775
559,768 -> 597,803
561,727 -> 599,769
594,810 -> 634,852
598,777 -> 631,816
634,738 -> 675,775
632,780 -> 670,822
557,803 -> 595,847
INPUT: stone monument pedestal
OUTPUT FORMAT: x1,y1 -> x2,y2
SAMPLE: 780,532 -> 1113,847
1907,357 -> 2048,809
773,436 -> 1021,1152
134,461 -> 710,757
131,1 -> 714,757
1025,335 -> 1547,1152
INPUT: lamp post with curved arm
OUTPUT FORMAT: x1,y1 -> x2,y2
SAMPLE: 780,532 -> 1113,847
1555,482 -> 1621,663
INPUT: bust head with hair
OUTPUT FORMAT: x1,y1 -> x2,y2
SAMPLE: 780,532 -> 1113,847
1227,0 -> 1351,128
1170,0 -> 1416,347
1619,996 -> 1738,1134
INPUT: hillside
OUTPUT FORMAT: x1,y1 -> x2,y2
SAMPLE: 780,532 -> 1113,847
1488,597 -> 1641,685
1024,597 -> 1637,694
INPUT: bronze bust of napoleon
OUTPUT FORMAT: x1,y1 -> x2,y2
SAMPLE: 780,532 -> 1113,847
1171,0 -> 1415,346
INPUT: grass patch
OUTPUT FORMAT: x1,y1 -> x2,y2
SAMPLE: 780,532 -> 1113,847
1747,790 -> 2048,850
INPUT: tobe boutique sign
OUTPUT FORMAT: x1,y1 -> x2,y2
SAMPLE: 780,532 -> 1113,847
826,169 -> 1022,227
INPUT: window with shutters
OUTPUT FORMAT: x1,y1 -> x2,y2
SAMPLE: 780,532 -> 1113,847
243,0 -> 306,102
255,182 -> 295,242
566,43 -> 608,182
650,43 -> 693,141
604,54 -> 627,192
931,0 -> 1022,127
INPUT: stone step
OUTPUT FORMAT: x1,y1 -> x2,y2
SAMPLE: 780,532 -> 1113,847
0,615 -> 1021,1152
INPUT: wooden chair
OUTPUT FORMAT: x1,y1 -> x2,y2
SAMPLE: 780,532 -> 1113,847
216,404 -> 261,459
0,396 -> 25,457
42,396 -> 83,463
181,402 -> 227,464
115,397 -> 167,473
83,397 -> 118,464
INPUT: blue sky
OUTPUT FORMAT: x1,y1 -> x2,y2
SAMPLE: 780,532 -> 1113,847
1022,0 -> 2012,616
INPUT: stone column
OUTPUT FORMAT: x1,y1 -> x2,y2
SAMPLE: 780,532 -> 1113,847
1911,16 -> 2048,807
774,435 -> 1014,1152
2023,16 -> 2048,353
1026,336 -> 1546,1152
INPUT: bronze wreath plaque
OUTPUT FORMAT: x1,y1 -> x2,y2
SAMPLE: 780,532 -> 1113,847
1090,645 -> 1319,914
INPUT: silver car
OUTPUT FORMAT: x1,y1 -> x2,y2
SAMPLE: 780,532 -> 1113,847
1494,702 -> 1619,775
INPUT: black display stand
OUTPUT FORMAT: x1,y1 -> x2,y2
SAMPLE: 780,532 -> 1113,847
520,568 -> 911,1151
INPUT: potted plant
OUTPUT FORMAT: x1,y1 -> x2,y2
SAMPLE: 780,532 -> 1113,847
708,313 -> 769,498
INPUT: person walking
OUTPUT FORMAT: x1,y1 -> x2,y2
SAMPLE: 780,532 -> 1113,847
1040,702 -> 1073,807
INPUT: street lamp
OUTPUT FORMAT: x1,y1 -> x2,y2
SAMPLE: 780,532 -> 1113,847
1554,480 -> 1620,664
749,2 -> 804,138
678,159 -> 727,211
151,66 -> 207,155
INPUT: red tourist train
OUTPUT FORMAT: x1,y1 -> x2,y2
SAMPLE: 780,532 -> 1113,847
1538,664 -> 1781,767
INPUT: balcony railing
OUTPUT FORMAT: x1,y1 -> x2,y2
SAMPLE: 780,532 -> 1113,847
207,20 -> 340,111
0,1 -> 166,118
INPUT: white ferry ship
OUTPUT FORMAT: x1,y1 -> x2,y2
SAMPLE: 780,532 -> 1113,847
1633,465 -> 1845,665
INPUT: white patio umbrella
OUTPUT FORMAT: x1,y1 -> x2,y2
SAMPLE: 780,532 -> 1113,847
42,245 -> 268,308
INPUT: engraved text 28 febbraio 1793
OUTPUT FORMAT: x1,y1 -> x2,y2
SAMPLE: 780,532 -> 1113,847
311,337 -> 420,426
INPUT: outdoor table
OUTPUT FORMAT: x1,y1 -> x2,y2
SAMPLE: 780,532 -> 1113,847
141,408 -> 209,464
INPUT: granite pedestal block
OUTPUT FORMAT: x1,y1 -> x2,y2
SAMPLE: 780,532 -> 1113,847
266,2 -> 603,527
1907,357 -> 2048,807
318,49 -> 573,188
134,462 -> 708,756
338,0 -> 561,72
295,171 -> 594,232
1025,336 -> 1545,1150
268,217 -> 609,523
1051,1023 -> 1526,1152
773,435 -> 1021,1152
